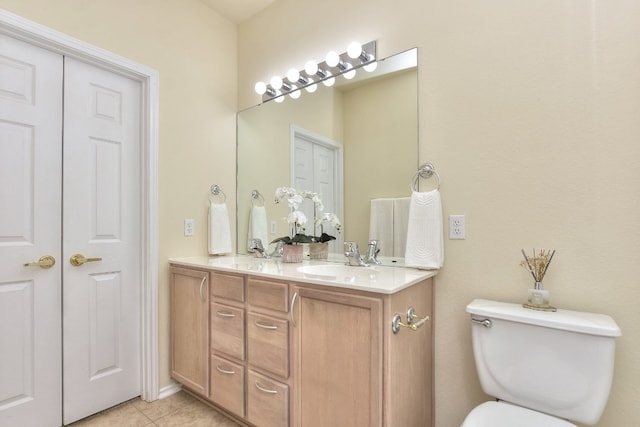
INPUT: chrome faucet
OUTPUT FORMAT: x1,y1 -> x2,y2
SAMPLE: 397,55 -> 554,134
364,240 -> 382,265
269,241 -> 284,258
344,241 -> 369,267
249,238 -> 270,258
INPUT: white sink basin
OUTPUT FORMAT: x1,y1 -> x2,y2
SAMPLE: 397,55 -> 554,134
296,264 -> 378,281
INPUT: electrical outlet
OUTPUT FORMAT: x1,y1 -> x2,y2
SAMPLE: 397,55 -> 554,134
271,221 -> 277,234
184,218 -> 194,236
449,214 -> 466,240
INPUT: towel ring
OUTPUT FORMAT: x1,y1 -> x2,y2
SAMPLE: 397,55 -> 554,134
410,163 -> 441,191
209,184 -> 227,203
251,190 -> 265,207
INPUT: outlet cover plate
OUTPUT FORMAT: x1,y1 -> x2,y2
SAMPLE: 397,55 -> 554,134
449,214 -> 466,240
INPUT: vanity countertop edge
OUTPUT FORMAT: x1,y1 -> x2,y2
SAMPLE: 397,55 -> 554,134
169,255 -> 437,294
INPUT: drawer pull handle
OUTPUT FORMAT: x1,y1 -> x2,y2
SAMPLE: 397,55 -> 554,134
291,292 -> 298,327
199,275 -> 207,302
255,381 -> 278,394
216,365 -> 235,375
216,311 -> 235,318
255,320 -> 277,330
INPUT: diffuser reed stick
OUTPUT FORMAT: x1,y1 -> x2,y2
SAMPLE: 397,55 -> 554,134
520,248 -> 556,282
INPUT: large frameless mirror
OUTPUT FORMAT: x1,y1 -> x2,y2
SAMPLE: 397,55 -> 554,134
237,48 -> 418,261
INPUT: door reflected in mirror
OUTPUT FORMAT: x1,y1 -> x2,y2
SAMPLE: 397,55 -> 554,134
237,48 -> 418,260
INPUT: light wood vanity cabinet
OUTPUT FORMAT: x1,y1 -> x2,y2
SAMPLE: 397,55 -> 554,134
170,262 -> 434,427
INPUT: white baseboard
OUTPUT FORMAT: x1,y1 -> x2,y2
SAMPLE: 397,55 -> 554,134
158,383 -> 182,400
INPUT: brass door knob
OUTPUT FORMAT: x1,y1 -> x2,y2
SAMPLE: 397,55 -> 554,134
23,255 -> 56,269
69,254 -> 102,266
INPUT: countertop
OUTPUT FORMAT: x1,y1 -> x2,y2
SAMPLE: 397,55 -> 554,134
169,255 -> 437,294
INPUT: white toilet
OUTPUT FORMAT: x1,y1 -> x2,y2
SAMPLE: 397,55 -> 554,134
463,299 -> 621,427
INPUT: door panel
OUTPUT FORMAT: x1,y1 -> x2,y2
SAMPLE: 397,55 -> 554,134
62,57 -> 141,424
0,34 -> 63,427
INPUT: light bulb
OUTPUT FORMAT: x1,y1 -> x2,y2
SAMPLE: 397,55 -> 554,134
270,76 -> 283,90
347,42 -> 362,59
325,51 -> 340,68
364,61 -> 378,72
304,61 -> 318,76
322,71 -> 335,87
343,63 -> 356,80
289,85 -> 301,99
274,90 -> 284,103
287,68 -> 299,83
305,78 -> 317,93
254,81 -> 267,95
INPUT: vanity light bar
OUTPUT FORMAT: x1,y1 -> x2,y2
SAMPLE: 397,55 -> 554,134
254,40 -> 377,103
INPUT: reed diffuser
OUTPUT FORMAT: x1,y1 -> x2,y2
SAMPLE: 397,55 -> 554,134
520,248 -> 557,311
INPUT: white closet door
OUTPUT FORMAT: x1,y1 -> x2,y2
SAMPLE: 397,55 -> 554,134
62,57 -> 142,424
292,129 -> 342,252
0,34 -> 63,427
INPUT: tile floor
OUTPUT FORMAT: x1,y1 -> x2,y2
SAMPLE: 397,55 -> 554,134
68,391 -> 243,427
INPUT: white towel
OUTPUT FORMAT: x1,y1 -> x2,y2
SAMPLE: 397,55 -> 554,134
393,197 -> 411,257
369,198 -> 394,257
208,201 -> 232,255
247,205 -> 269,251
404,190 -> 444,269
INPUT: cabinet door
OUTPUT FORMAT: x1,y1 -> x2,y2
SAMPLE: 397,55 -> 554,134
170,267 -> 209,396
291,287 -> 383,427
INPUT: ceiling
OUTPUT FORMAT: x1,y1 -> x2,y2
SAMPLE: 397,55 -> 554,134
200,0 -> 276,23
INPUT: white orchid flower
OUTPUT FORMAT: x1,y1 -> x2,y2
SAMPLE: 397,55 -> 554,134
316,212 -> 341,230
287,210 -> 307,226
288,194 -> 303,209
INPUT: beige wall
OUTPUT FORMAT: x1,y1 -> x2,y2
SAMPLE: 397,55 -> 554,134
238,1 -> 640,426
0,0 -> 238,390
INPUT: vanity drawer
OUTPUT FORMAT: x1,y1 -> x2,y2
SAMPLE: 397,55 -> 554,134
210,303 -> 245,360
247,278 -> 288,313
247,312 -> 289,378
211,272 -> 245,302
210,355 -> 245,418
247,370 -> 289,427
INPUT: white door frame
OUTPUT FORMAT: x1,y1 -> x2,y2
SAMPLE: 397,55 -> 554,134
0,10 -> 160,402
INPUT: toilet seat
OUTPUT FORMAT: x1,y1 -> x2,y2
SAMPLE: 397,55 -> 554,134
462,401 -> 577,427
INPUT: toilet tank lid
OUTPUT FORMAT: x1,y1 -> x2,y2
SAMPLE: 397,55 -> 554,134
466,299 -> 621,337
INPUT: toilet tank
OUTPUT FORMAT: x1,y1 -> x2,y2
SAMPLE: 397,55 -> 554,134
466,299 -> 621,425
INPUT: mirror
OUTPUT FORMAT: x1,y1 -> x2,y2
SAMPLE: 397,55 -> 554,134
237,48 -> 418,260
